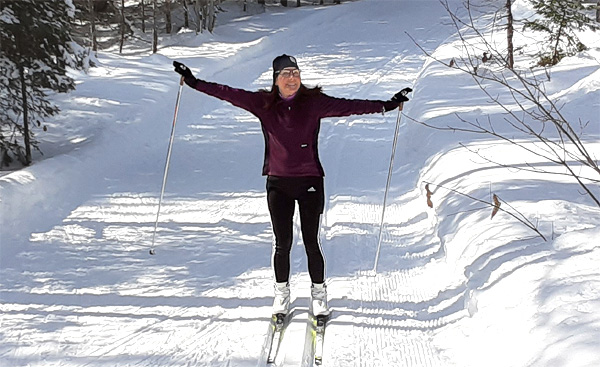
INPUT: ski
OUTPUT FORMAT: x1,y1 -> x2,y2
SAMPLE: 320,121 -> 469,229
303,313 -> 330,366
313,314 -> 329,365
259,311 -> 293,366
267,313 -> 286,364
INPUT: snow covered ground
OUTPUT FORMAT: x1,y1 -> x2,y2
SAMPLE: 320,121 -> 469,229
1,0 -> 599,366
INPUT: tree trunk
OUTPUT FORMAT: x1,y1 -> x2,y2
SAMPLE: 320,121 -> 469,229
506,0 -> 514,69
194,0 -> 201,33
182,0 -> 189,28
18,64 -> 31,166
119,0 -> 125,53
552,9 -> 567,65
597,1 -> 599,22
202,1 -> 208,32
165,0 -> 172,34
152,0 -> 158,53
297,0 -> 301,6
281,0 -> 288,6
88,0 -> 98,51
207,0 -> 215,32
141,0 -> 146,33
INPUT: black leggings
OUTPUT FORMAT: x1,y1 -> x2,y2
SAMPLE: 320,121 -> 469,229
267,176 -> 325,284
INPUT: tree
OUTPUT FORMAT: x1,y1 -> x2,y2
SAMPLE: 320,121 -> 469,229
191,0 -> 217,33
524,0 -> 597,66
181,0 -> 189,28
0,0 -> 86,167
88,0 -> 98,51
408,0 -> 600,207
207,0 -> 215,32
165,0 -> 172,34
153,0 -> 158,53
505,0 -> 514,69
463,0 -> 515,68
119,0 -> 126,53
141,0 -> 147,33
71,0 -> 123,52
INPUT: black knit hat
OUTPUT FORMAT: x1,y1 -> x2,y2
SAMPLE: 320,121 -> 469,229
273,54 -> 299,82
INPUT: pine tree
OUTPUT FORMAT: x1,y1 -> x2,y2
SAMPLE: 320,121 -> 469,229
0,0 -> 85,167
525,0 -> 597,66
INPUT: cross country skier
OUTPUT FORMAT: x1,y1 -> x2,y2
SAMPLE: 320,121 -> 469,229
173,55 -> 409,317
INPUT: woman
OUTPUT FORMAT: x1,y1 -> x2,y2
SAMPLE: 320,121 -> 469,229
173,55 -> 409,317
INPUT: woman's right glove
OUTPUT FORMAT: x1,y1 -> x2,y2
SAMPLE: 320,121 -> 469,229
173,61 -> 198,87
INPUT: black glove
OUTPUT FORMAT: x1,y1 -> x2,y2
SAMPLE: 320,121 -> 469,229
391,87 -> 412,103
173,61 -> 198,88
383,87 -> 412,112
173,61 -> 193,79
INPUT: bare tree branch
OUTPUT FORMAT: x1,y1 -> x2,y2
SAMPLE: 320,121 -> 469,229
405,0 -> 600,207
424,181 -> 547,241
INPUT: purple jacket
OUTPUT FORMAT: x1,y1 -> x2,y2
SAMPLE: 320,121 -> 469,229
192,79 -> 395,177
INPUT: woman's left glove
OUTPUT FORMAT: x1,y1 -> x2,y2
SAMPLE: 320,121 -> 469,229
383,87 -> 413,112
173,61 -> 198,87
391,87 -> 412,103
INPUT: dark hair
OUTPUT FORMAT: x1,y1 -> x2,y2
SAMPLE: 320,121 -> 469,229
260,83 -> 323,110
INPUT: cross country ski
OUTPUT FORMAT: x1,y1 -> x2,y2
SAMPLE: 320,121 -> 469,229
260,311 -> 294,366
301,313 -> 330,367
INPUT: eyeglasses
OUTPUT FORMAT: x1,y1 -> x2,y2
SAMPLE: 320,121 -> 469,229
278,69 -> 301,79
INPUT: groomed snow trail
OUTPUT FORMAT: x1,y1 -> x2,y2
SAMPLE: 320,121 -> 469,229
320,188 -> 457,367
1,2 -> 470,367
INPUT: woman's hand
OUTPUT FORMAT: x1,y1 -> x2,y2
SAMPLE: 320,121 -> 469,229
173,61 -> 193,79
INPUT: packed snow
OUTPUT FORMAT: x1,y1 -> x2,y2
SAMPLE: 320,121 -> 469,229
1,0 -> 599,366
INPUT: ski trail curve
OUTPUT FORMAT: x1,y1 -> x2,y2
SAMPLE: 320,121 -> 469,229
318,41 -> 465,364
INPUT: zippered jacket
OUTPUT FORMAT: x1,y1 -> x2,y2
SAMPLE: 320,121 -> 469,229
191,79 -> 397,177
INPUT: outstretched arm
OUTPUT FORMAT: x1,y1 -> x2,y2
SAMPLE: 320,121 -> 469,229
173,61 -> 264,115
317,87 -> 412,118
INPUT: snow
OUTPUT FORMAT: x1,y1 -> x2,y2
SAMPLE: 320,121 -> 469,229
1,0 -> 599,366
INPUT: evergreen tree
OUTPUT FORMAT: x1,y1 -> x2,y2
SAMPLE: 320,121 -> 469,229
525,0 -> 597,66
0,0 -> 85,167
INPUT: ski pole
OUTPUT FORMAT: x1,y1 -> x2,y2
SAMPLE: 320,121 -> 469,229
149,76 -> 185,255
372,87 -> 412,273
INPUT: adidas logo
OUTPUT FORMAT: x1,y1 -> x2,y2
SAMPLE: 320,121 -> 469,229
307,187 -> 316,192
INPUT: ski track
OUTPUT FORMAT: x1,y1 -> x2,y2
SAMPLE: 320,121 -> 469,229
283,30 -> 451,367
322,199 -> 454,367
0,2 -> 467,367
316,11 -> 458,367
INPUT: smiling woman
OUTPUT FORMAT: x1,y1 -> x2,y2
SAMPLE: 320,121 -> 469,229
172,54 -> 409,318
273,55 -> 301,98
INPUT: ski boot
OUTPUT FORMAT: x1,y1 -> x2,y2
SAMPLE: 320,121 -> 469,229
272,282 -> 290,315
310,283 -> 330,316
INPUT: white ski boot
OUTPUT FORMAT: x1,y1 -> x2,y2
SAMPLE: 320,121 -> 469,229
272,282 -> 290,315
310,283 -> 330,316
